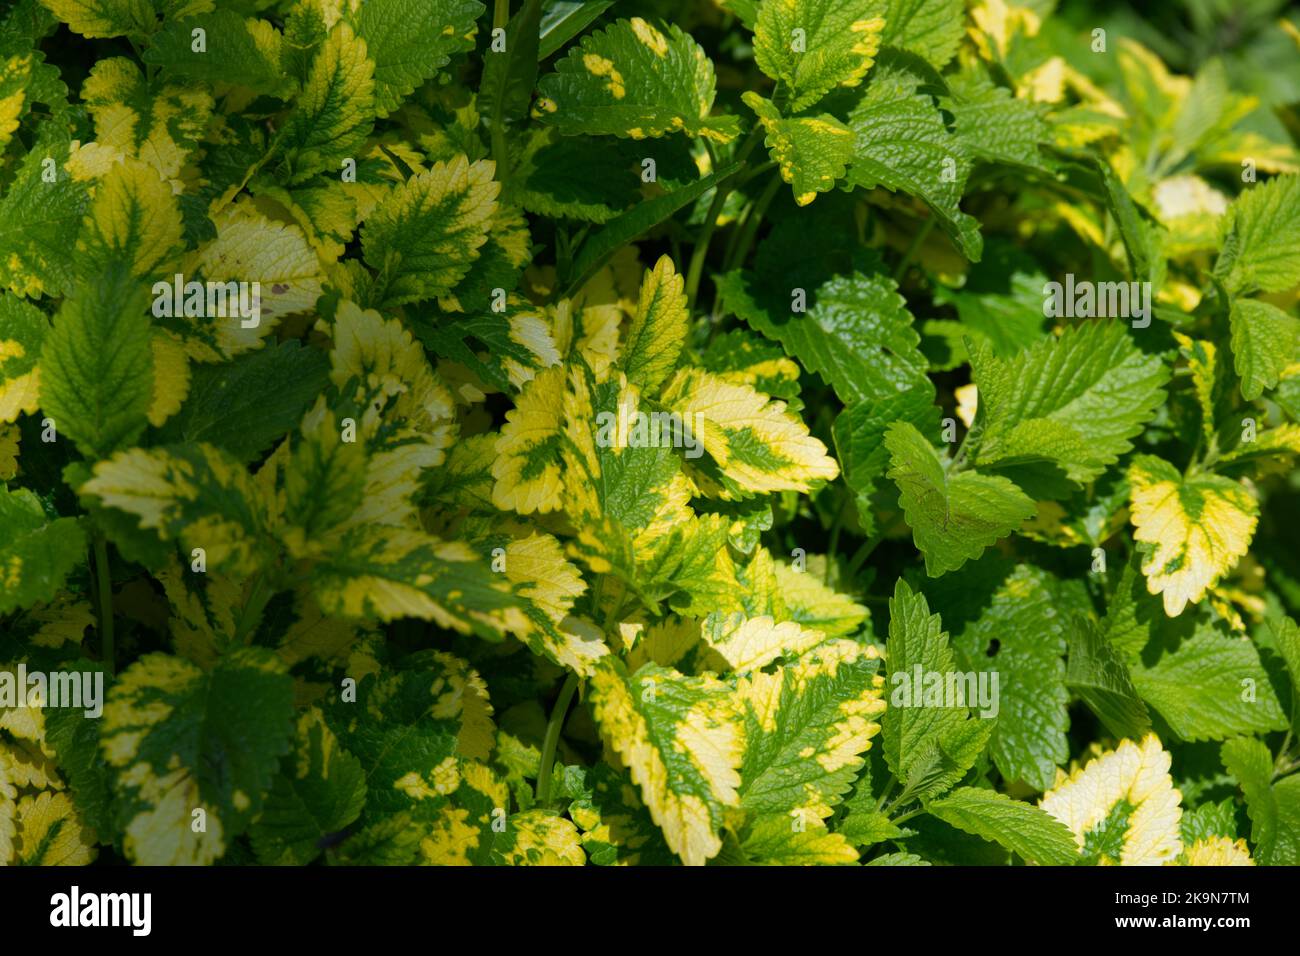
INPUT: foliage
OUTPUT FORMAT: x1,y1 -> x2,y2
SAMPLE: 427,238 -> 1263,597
1,0 -> 1300,867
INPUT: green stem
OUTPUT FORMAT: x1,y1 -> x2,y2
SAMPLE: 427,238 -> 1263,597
889,807 -> 924,827
893,217 -> 936,283
847,534 -> 881,580
874,777 -> 897,813
92,533 -> 115,675
536,672 -> 580,804
724,170 -> 781,274
232,572 -> 274,645
683,128 -> 764,310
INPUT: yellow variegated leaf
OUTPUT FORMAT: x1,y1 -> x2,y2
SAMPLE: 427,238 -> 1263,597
588,659 -> 742,866
737,640 -> 884,821
101,649 -> 294,865
492,364 -> 567,515
0,422 -> 17,479
0,55 -> 30,153
502,532 -> 610,677
752,1 -> 885,111
328,300 -> 456,451
1178,835 -> 1253,866
0,760 -> 15,864
701,611 -> 830,674
12,791 -> 97,865
191,203 -> 325,356
661,367 -> 838,496
1128,455 -> 1258,617
622,255 -> 687,394
41,0 -> 155,39
360,154 -> 499,307
0,294 -> 47,423
1039,734 -> 1183,865
78,154 -> 182,278
281,21 -> 375,184
155,555 -> 243,668
774,559 -> 868,638
26,593 -> 95,648
738,814 -> 859,865
82,57 -> 212,188
0,737 -> 62,791
494,809 -> 586,865
147,331 -> 191,427
82,442 -> 273,578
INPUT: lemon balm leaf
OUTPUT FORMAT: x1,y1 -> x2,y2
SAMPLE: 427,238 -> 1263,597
360,154 -> 499,307
743,93 -> 854,206
536,17 -> 741,143
100,649 -> 295,865
885,421 -> 1034,576
1230,297 -> 1300,401
352,0 -> 483,117
587,659 -> 742,866
0,486 -> 86,615
751,0 -> 884,112
1128,454 -> 1258,617
39,269 -> 153,459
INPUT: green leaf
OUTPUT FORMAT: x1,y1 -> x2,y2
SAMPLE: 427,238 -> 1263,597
0,486 -> 85,614
833,382 -> 938,524
871,0 -> 963,69
972,321 -> 1169,489
352,0 -> 483,116
842,57 -> 982,261
1066,618 -> 1151,740
752,0 -> 884,111
1221,736 -> 1300,865
1133,626 -> 1288,742
39,270 -> 153,459
563,161 -> 740,297
1230,298 -> 1300,401
587,659 -> 742,866
250,708 -> 367,865
361,154 -> 500,307
884,421 -> 1034,576
946,68 -> 1051,171
100,648 -> 295,864
925,786 -> 1078,865
1214,173 -> 1300,295
154,340 -> 331,463
743,92 -> 854,205
535,16 -> 741,143
1093,156 -> 1165,287
717,218 -> 931,406
953,565 -> 1076,791
480,0 -> 541,146
141,10 -> 286,95
881,579 -> 967,780
538,0 -> 614,60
